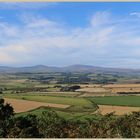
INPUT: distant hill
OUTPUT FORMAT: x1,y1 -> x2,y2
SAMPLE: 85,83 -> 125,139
0,64 -> 139,75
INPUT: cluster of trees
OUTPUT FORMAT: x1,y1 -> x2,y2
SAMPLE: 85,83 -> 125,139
92,78 -> 117,84
60,85 -> 81,92
58,75 -> 90,84
57,73 -> 118,84
25,72 -> 119,84
10,87 -> 48,94
30,76 -> 54,84
0,98 -> 140,138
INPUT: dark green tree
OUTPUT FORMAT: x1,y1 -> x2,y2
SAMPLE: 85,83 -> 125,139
8,114 -> 40,138
0,99 -> 14,138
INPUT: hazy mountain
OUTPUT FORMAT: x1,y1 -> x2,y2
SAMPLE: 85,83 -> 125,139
0,65 -> 60,73
61,64 -> 137,74
0,64 -> 139,75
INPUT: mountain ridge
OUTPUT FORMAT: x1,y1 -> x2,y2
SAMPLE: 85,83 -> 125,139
0,64 -> 139,74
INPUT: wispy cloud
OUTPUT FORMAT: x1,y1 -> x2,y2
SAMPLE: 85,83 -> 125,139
130,12 -> 140,18
1,10 -> 140,67
90,11 -> 111,27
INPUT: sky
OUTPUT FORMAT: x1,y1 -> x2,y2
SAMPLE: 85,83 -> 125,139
1,2 -> 140,68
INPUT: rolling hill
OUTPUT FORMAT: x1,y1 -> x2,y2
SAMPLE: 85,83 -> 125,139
0,64 -> 140,75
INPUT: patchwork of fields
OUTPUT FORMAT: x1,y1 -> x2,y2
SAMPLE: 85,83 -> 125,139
4,95 -> 140,116
1,79 -> 140,118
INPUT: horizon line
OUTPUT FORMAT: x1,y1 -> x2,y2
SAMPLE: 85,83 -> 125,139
0,64 -> 139,70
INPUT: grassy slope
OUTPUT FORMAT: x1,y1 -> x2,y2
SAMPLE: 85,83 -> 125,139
16,107 -> 101,121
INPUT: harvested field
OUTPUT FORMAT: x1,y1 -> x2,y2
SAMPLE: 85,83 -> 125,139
101,84 -> 140,94
103,84 -> 140,88
77,87 -> 109,93
4,98 -> 70,113
110,87 -> 140,93
96,105 -> 140,115
79,84 -> 140,94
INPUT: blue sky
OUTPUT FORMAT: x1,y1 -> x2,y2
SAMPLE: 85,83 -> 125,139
1,2 -> 140,68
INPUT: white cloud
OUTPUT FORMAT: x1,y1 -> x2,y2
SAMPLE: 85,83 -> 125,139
130,12 -> 140,18
1,11 -> 140,67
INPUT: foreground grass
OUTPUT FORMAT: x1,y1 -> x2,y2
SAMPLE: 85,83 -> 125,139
89,96 -> 140,107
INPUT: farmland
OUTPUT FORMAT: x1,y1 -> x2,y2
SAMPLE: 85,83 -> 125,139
0,71 -> 140,138
97,105 -> 140,115
89,96 -> 140,107
1,71 -> 140,117
4,98 -> 70,113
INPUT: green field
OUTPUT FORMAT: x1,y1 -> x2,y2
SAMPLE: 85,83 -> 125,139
16,107 -> 101,121
4,94 -> 98,113
89,96 -> 140,107
4,93 -> 99,120
4,94 -> 90,106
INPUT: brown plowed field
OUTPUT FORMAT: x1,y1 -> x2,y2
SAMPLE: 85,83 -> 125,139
97,105 -> 140,115
4,98 -> 70,113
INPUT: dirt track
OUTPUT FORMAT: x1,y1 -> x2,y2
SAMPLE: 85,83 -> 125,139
97,105 -> 140,115
4,98 -> 70,113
